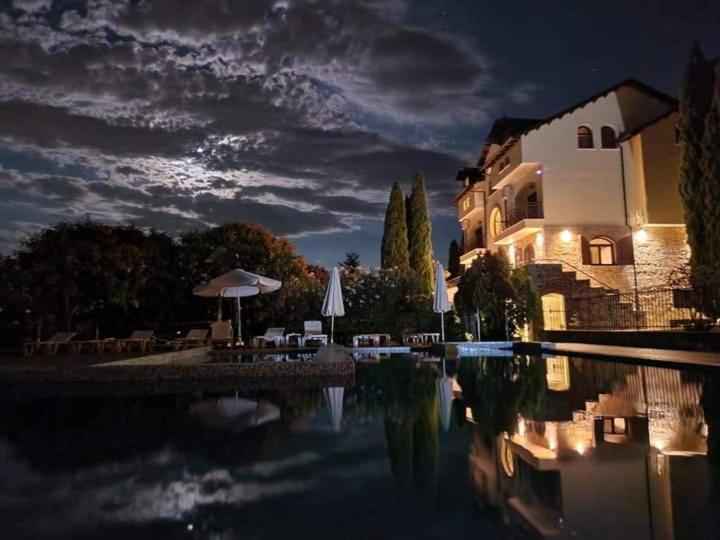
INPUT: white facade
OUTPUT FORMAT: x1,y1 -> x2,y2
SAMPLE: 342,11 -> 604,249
452,80 -> 686,298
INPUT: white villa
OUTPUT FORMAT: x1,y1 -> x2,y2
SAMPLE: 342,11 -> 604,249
450,79 -> 689,329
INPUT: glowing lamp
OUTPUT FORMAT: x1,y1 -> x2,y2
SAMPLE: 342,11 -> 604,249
536,233 -> 544,247
560,229 -> 573,243
636,228 -> 648,242
575,443 -> 586,455
535,168 -> 543,175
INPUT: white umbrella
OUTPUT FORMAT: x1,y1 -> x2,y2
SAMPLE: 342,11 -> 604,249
189,395 -> 281,432
436,376 -> 453,432
194,269 -> 281,345
433,263 -> 451,342
323,387 -> 344,432
321,266 -> 345,343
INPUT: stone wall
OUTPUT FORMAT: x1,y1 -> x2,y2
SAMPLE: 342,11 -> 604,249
633,226 -> 688,290
536,226 -> 636,291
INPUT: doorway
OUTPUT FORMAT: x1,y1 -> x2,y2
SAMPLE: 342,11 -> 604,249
542,293 -> 566,330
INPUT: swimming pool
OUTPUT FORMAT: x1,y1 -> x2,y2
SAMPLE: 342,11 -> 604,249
2,353 -> 718,539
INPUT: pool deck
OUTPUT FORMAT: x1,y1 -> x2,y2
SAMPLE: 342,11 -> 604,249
548,342 -> 720,368
0,344 -> 354,386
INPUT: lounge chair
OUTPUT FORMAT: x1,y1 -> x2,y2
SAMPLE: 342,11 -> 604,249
302,321 -> 328,347
168,328 -> 209,350
23,332 -> 76,356
210,321 -> 234,348
117,330 -> 155,353
253,327 -> 286,348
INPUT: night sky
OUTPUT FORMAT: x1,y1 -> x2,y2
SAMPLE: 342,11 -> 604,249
0,1 -> 718,267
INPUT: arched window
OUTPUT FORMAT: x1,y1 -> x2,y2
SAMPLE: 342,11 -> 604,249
524,244 -> 535,263
489,207 -> 503,238
601,126 -> 617,148
577,126 -> 594,149
589,237 -> 615,265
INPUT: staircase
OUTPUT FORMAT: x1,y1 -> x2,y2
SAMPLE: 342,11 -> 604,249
524,262 -> 643,330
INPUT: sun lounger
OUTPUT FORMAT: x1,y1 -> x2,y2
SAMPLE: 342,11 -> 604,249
352,333 -> 392,347
117,330 -> 155,353
23,332 -> 77,356
301,321 -> 328,347
253,327 -> 286,348
168,328 -> 209,350
210,321 -> 234,347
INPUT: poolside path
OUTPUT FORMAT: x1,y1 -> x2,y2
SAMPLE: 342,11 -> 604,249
550,342 -> 720,368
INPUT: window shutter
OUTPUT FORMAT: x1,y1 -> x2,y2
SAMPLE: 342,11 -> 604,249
616,235 -> 635,265
580,235 -> 591,264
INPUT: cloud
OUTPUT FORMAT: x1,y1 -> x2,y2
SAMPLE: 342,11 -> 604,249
0,0 -> 501,262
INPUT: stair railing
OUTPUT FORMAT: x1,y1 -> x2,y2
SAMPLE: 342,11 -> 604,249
527,258 -> 637,305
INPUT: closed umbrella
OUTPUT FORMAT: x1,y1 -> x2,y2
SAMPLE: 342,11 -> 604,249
323,387 -> 344,432
436,376 -> 453,432
194,269 -> 281,345
321,266 -> 345,343
433,263 -> 451,342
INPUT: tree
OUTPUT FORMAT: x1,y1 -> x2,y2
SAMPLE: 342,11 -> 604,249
454,252 -> 515,339
510,266 -> 542,334
408,173 -> 434,295
381,182 -> 410,271
701,89 -> 720,272
453,252 -> 540,340
340,251 -> 361,272
447,239 -> 461,278
679,43 -> 716,276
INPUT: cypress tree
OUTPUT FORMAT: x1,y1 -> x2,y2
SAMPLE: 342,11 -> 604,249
405,194 -> 412,243
701,90 -> 720,271
381,182 -> 410,270
448,239 -> 461,278
678,43 -> 716,274
408,172 -> 434,295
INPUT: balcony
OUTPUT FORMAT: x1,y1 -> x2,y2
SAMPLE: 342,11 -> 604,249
494,201 -> 545,245
457,189 -> 484,222
459,234 -> 486,267
506,201 -> 543,228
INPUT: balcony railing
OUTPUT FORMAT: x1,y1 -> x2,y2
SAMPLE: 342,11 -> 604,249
503,201 -> 543,229
462,237 -> 485,254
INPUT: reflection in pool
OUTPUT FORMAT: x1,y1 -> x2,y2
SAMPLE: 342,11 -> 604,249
2,353 -> 719,539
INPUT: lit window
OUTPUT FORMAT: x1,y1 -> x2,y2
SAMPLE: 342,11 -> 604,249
589,237 -> 615,265
462,196 -> 471,211
601,126 -> 617,148
489,207 -> 503,238
577,126 -> 594,149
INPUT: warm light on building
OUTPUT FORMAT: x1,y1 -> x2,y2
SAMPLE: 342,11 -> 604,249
560,229 -> 573,242
635,228 -> 648,241
575,442 -> 586,455
535,232 -> 544,246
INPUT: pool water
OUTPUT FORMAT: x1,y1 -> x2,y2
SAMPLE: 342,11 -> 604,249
2,353 -> 719,539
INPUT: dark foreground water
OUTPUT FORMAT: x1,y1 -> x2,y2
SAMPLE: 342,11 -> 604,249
2,353 -> 720,539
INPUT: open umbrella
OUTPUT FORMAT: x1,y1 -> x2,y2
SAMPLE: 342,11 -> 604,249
321,266 -> 345,343
323,387 -> 344,432
433,263 -> 451,342
194,269 -> 281,345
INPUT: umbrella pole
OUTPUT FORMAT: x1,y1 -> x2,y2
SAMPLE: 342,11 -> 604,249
476,309 -> 481,342
217,294 -> 222,321
331,315 -> 335,344
237,294 -> 242,346
440,312 -> 445,342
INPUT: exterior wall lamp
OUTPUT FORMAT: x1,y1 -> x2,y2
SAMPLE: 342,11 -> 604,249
635,228 -> 648,242
560,229 -> 573,242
